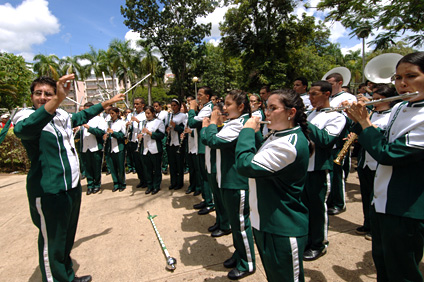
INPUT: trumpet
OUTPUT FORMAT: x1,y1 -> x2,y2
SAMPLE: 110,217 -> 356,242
325,92 -> 419,113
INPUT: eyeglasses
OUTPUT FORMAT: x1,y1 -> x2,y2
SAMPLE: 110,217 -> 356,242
265,106 -> 285,113
33,90 -> 55,97
249,100 -> 259,104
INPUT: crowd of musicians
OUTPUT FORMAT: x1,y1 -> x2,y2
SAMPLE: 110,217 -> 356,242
12,51 -> 424,282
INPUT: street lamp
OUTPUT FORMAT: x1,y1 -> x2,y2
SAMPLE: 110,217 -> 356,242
192,76 -> 199,100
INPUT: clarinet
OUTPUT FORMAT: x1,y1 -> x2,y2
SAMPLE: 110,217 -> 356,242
176,123 -> 187,154
166,112 -> 174,146
101,120 -> 113,169
135,120 -> 147,153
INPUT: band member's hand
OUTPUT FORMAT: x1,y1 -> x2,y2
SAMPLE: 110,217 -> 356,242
73,127 -> 79,133
103,134 -> 108,140
83,124 -> 89,129
356,94 -> 370,103
56,74 -> 75,101
170,120 -> 176,127
137,133 -> 143,139
210,110 -> 219,124
190,99 -> 198,110
126,121 -> 132,126
346,102 -> 371,129
244,116 -> 260,132
180,133 -> 185,139
184,128 -> 192,134
141,127 -> 149,135
107,128 -> 114,134
101,93 -> 125,109
131,116 -> 140,123
202,117 -> 210,128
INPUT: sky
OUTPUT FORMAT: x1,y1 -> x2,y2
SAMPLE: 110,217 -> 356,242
0,0 -> 391,63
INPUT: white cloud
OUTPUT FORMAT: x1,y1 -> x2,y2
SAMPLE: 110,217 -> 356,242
197,6 -> 230,39
206,38 -> 221,46
125,30 -> 142,50
0,0 -> 60,54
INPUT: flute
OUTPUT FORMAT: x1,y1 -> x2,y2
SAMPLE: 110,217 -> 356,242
325,92 -> 419,113
259,121 -> 271,124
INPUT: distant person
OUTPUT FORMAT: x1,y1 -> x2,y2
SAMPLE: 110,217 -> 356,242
0,113 -> 12,128
293,77 -> 312,110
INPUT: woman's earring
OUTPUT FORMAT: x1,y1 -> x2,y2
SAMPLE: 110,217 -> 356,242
288,117 -> 291,121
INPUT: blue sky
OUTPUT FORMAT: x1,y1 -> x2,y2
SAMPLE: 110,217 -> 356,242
0,0 -> 378,62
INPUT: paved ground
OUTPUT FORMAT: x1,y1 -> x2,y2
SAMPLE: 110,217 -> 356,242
0,168 -> 423,282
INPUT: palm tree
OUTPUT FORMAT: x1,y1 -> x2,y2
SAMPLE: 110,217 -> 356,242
59,56 -> 87,81
137,40 -> 163,105
33,54 -> 60,79
108,39 -> 137,95
80,45 -> 104,84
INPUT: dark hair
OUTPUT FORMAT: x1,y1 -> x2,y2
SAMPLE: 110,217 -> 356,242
260,85 -> 270,92
358,83 -> 367,89
134,97 -> 146,105
311,81 -> 332,94
153,101 -> 162,106
30,76 -> 57,94
199,86 -> 213,100
171,99 -> 181,106
294,77 -> 308,87
186,95 -> 195,100
215,101 -> 225,114
372,83 -> 397,98
396,52 -> 424,73
342,86 -> 351,93
269,89 -> 314,156
110,107 -> 120,114
84,102 -> 94,108
144,105 -> 156,117
226,89 -> 251,117
326,73 -> 343,83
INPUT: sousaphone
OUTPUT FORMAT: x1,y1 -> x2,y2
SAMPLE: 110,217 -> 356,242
322,67 -> 351,87
364,53 -> 403,83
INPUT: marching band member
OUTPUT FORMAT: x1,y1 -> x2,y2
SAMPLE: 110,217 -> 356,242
303,81 -> 346,261
127,98 -> 147,188
188,87 -> 215,215
236,89 -> 312,282
325,73 -> 357,215
123,108 -> 135,174
345,52 -> 424,282
355,84 -> 396,240
166,99 -> 187,190
81,102 -> 107,195
293,76 -> 312,110
13,74 -> 125,282
249,93 -> 265,135
140,106 -> 166,195
203,90 -> 256,280
104,107 -> 127,192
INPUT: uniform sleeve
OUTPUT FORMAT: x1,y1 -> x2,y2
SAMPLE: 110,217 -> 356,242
88,126 -> 105,137
308,114 -> 345,148
13,106 -> 54,140
71,103 -> 104,127
359,125 -> 424,166
111,121 -> 125,140
236,128 -> 297,178
152,121 -> 165,140
205,122 -> 242,149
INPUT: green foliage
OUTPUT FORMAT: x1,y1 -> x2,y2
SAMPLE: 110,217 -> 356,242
0,53 -> 34,109
316,0 -> 424,49
0,129 -> 30,172
121,0 -> 218,100
131,86 -> 176,106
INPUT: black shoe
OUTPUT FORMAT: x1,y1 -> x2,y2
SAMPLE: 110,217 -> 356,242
119,187 -> 126,192
228,268 -> 254,280
303,248 -> 327,261
92,187 -> 100,194
185,189 -> 194,194
193,190 -> 201,196
211,229 -> 231,237
145,188 -> 152,194
162,168 -> 169,175
198,206 -> 215,215
328,207 -> 346,215
223,257 -> 237,269
136,182 -> 147,188
86,188 -> 92,195
193,201 -> 206,209
152,188 -> 160,195
132,170 -> 136,174
356,226 -> 370,235
112,187 -> 119,192
208,223 -> 219,232
81,175 -> 86,180
73,275 -> 92,282
174,185 -> 183,190
126,170 -> 131,174
106,171 -> 111,176
169,185 -> 176,190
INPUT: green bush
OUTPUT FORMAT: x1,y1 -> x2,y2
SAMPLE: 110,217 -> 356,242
0,129 -> 29,172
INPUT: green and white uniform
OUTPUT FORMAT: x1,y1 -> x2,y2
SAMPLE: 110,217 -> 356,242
305,108 -> 345,252
141,118 -> 165,191
106,118 -> 126,190
166,112 -> 187,189
82,115 -> 107,190
352,100 -> 424,282
327,91 -> 357,211
356,109 -> 391,231
204,113 -> 256,274
13,103 -> 105,282
128,111 -> 146,183
188,101 -> 214,207
236,126 -> 309,282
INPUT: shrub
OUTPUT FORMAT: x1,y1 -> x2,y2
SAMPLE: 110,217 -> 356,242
0,129 -> 29,173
